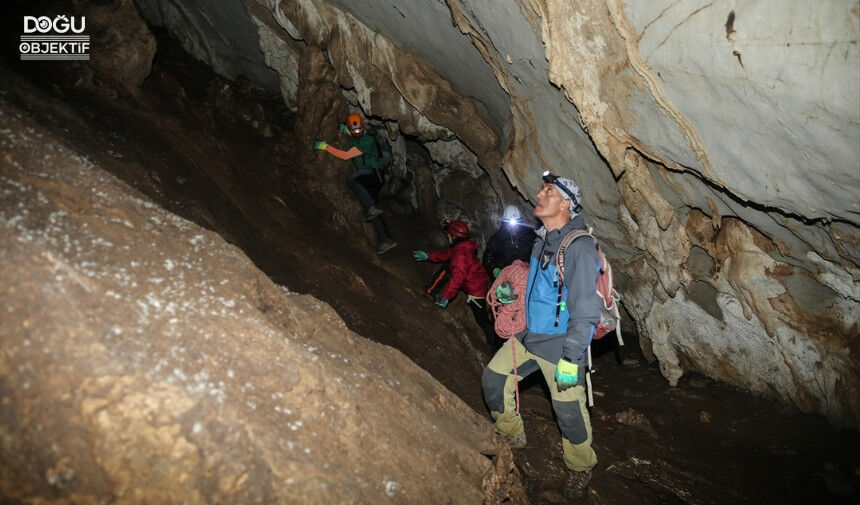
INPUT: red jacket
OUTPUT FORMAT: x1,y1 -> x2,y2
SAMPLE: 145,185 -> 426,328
427,240 -> 488,300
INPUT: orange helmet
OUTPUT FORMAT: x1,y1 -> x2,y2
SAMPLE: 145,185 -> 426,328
346,113 -> 364,136
446,220 -> 469,239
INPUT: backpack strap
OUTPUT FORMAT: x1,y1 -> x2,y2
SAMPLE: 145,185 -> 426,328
556,228 -> 596,280
357,129 -> 382,181
551,228 -> 596,327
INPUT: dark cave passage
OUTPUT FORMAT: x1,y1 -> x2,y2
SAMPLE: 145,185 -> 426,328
1,3 -> 858,505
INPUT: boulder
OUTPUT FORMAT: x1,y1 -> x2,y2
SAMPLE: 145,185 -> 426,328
0,97 -> 526,505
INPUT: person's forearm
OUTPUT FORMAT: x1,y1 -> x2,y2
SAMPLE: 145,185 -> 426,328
325,145 -> 362,160
563,321 -> 594,361
561,242 -> 601,359
427,249 -> 452,262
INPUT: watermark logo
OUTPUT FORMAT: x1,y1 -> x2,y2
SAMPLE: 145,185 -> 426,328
20,16 -> 89,61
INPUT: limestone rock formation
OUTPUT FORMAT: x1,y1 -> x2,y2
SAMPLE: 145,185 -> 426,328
540,0 -> 859,427
135,0 -> 860,427
83,0 -> 157,89
135,0 -> 280,89
0,98 -> 526,504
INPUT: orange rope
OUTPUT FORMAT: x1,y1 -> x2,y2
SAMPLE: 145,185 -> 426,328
487,260 -> 530,413
486,260 -> 529,338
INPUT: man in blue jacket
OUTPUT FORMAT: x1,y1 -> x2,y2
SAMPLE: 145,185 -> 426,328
481,171 -> 600,499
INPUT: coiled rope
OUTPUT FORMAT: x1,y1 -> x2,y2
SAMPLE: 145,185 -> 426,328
487,260 -> 529,338
486,260 -> 529,413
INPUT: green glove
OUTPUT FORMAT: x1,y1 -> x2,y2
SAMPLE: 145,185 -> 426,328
339,123 -> 349,135
495,281 -> 518,304
554,358 -> 579,392
493,267 -> 501,279
313,140 -> 328,150
412,250 -> 428,261
435,296 -> 449,308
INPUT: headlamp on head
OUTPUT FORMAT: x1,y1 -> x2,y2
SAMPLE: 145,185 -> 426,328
541,170 -> 556,184
501,204 -> 522,226
542,171 -> 582,215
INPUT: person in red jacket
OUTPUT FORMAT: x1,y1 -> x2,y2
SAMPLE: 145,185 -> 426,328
412,220 -> 488,307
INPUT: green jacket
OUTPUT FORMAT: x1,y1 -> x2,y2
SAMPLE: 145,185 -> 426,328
350,133 -> 381,171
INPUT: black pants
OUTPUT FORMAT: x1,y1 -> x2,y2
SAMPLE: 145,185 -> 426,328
346,169 -> 390,243
469,301 -> 501,351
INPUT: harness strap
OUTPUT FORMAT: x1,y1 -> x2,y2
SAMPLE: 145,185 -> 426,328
512,340 -> 520,414
466,294 -> 484,308
586,344 -> 595,407
554,283 -> 563,327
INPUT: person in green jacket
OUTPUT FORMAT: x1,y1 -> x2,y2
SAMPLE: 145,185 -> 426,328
314,113 -> 396,255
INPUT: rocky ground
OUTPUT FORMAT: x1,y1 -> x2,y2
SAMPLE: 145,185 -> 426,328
1,31 -> 857,504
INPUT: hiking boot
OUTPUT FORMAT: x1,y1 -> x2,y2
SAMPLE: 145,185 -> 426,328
563,469 -> 592,499
376,239 -> 397,255
506,432 -> 527,449
366,206 -> 383,221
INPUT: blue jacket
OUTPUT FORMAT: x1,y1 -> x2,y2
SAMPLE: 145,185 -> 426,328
518,215 -> 601,374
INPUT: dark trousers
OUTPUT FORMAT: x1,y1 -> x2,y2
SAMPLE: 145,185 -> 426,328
346,169 -> 390,243
469,301 -> 501,351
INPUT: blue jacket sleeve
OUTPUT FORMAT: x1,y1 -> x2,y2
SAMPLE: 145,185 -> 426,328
561,237 -> 602,362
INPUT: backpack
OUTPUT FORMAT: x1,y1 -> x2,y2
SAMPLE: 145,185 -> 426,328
370,128 -> 392,178
556,228 -> 622,344
558,228 -> 622,407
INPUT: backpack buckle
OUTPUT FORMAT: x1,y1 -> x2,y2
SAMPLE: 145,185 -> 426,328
540,250 -> 553,270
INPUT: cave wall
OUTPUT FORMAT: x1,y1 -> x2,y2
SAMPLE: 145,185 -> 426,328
538,0 -> 859,427
249,0 -> 515,236
0,90 -> 526,504
134,0 -> 859,427
135,0 -> 281,90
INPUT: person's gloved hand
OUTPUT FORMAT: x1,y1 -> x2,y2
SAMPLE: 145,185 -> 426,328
412,250 -> 428,261
434,296 -> 449,308
493,267 -> 501,279
313,140 -> 328,150
495,281 -> 518,305
554,358 -> 579,392
339,123 -> 349,135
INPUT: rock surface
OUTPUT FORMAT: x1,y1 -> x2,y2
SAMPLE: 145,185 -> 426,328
0,99 -> 526,504
114,0 -> 860,427
83,0 -> 157,89
540,0 -> 859,426
135,0 -> 280,89
3,34 -> 858,504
